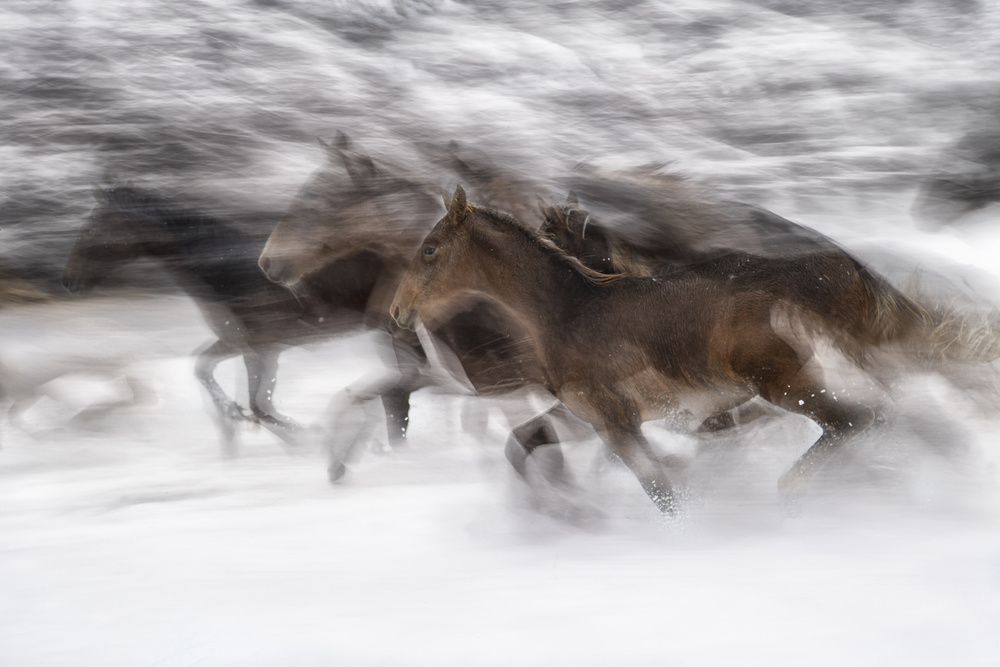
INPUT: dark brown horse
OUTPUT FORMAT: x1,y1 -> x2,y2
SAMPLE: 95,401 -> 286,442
542,177 -> 1000,368
538,177 -> 922,434
62,184 -> 411,456
390,187 -> 944,512
258,134 -> 581,484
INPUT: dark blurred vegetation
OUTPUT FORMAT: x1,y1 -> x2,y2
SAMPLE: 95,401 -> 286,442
1,0 -> 997,299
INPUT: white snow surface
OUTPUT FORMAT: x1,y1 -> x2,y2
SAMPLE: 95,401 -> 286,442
2,292 -> 1000,666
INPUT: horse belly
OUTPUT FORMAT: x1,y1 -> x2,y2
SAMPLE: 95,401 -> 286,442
558,368 -> 753,433
619,368 -> 753,430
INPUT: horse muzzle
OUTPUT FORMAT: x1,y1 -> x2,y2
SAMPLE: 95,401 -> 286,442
390,301 -> 418,330
258,255 -> 299,287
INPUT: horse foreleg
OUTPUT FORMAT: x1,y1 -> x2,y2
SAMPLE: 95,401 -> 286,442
595,417 -> 677,514
379,334 -> 429,447
380,386 -> 411,446
194,339 -> 245,457
244,348 -> 309,448
324,384 -> 386,482
504,402 -> 581,488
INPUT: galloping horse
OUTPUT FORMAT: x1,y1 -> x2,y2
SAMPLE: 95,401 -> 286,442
259,134 -> 585,484
542,178 -> 1000,369
62,185 -> 407,455
390,187 -> 939,512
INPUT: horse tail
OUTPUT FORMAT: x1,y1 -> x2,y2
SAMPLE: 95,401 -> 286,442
857,265 -> 1000,363
912,302 -> 1000,363
856,265 -> 932,347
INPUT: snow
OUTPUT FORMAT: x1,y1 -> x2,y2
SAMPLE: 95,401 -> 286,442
1,296 -> 1000,665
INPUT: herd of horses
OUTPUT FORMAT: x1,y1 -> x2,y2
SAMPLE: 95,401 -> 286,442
59,132 -> 1000,513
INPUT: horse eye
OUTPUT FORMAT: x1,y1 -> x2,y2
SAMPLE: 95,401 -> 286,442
423,246 -> 437,257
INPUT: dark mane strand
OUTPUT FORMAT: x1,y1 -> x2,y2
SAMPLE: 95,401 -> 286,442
469,204 -> 624,286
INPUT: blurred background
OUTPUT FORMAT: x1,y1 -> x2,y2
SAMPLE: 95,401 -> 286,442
2,0 -> 999,297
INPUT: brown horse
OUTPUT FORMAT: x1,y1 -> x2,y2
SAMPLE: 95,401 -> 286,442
62,184 -> 410,456
390,187 -> 942,512
259,134 -> 582,484
541,182 -> 1000,368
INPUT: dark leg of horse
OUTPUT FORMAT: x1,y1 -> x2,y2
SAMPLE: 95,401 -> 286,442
697,401 -> 775,433
775,395 -> 875,495
380,333 -> 426,447
697,411 -> 736,433
586,393 -> 676,513
597,419 -> 677,514
244,348 -> 309,447
194,339 -> 247,457
380,386 -> 410,446
751,339 -> 877,495
504,403 -> 575,487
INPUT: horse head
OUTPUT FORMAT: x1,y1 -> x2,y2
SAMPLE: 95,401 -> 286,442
260,133 -> 442,287
62,186 -> 150,294
390,185 -> 480,330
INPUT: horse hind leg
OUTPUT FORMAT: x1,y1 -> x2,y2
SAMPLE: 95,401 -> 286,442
754,343 -> 878,496
194,339 -> 247,457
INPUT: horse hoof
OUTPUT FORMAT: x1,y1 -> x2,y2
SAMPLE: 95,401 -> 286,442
328,462 -> 348,483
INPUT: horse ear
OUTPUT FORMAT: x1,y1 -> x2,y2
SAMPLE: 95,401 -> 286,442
335,131 -> 351,150
565,191 -> 579,208
343,154 -> 379,187
536,197 -> 550,219
318,137 -> 339,162
448,185 -> 468,221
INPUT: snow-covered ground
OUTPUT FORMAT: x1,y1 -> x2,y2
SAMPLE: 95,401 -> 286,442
4,0 -> 1000,664
1,293 -> 1000,666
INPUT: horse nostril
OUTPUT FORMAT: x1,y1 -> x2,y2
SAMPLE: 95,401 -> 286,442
392,305 -> 400,321
259,256 -> 271,273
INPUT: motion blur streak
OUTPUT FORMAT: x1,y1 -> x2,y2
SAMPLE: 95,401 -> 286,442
2,1 -> 1000,666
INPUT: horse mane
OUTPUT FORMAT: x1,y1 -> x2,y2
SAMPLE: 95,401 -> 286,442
565,167 -> 837,262
468,203 -> 625,286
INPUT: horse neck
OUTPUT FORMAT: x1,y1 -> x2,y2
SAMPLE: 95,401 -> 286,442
467,227 -> 593,335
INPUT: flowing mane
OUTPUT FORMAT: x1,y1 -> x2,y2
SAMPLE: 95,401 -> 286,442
468,203 -> 625,286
